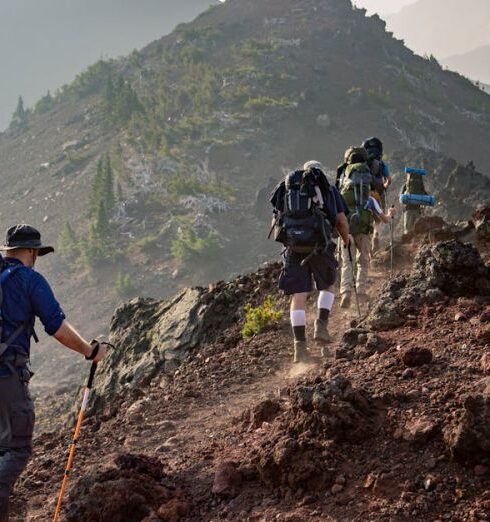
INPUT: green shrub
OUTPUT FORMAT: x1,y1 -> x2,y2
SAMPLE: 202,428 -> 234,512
115,272 -> 136,297
135,234 -> 160,252
171,227 -> 222,263
168,173 -> 205,199
242,296 -> 283,338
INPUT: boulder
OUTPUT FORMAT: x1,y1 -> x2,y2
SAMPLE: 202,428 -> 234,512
93,283 -> 249,411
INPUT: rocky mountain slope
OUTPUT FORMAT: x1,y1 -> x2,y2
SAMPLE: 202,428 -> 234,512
12,222 -> 490,520
1,0 -> 490,401
386,0 -> 490,58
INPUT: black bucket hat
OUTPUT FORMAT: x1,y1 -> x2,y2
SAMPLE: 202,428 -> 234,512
1,224 -> 54,256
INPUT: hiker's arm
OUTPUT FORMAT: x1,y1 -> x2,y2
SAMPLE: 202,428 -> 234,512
336,212 -> 350,246
383,163 -> 392,189
54,321 -> 106,362
378,207 -> 397,224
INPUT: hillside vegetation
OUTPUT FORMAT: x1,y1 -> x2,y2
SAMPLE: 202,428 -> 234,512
0,0 -> 489,395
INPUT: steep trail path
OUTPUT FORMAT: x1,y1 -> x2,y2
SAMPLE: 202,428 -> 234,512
16,256 -> 399,521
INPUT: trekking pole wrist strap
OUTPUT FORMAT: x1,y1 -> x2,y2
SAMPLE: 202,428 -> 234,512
85,342 -> 100,361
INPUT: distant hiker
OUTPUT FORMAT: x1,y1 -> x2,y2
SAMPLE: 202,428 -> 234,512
362,137 -> 392,253
270,161 -> 350,363
0,225 -> 107,521
400,171 -> 428,235
339,147 -> 396,309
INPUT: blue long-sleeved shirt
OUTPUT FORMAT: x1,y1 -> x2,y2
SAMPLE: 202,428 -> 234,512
0,258 -> 66,359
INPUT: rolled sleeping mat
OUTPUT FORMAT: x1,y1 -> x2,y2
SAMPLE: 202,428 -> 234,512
400,193 -> 436,207
405,167 -> 428,176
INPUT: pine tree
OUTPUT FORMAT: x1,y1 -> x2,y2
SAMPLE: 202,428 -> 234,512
93,200 -> 110,237
88,157 -> 105,217
11,96 -> 27,127
58,221 -> 79,259
102,154 -> 115,215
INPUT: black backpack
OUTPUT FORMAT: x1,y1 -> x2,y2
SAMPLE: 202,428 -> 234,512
270,169 -> 332,254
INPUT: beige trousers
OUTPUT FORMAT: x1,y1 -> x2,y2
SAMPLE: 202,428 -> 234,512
403,208 -> 422,235
340,233 -> 371,296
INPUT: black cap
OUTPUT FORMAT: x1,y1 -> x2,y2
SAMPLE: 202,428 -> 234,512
1,224 -> 54,256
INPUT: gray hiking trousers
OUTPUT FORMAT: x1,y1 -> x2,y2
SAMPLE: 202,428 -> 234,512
0,371 -> 35,500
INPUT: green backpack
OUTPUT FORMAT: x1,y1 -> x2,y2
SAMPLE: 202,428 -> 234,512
406,173 -> 426,195
341,162 -> 374,236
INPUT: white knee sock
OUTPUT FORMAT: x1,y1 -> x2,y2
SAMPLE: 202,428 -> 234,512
290,310 -> 306,327
318,291 -> 335,311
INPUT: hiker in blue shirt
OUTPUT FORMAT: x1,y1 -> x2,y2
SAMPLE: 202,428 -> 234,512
0,224 -> 108,521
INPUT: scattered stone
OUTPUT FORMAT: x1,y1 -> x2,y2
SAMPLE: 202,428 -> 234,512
212,462 -> 242,498
402,368 -> 415,379
403,417 -> 439,445
331,484 -> 344,495
400,346 -> 433,367
444,388 -> 490,464
365,333 -> 387,355
454,312 -> 466,322
341,328 -> 367,349
480,353 -> 490,374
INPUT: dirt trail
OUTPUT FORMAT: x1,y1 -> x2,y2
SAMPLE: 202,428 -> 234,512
15,257 -> 400,521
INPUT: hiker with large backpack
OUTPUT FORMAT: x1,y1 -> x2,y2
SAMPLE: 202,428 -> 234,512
400,169 -> 429,235
339,147 -> 396,309
362,137 -> 393,253
0,225 -> 107,521
270,161 -> 350,363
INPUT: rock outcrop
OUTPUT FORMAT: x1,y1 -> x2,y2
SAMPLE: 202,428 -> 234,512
366,240 -> 490,330
92,264 -> 282,411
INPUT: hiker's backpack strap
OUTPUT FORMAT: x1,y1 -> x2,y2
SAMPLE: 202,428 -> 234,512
0,266 -> 29,359
270,180 -> 286,213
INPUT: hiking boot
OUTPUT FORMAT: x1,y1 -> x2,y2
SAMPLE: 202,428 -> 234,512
0,497 -> 8,522
314,319 -> 331,344
340,293 -> 351,308
293,340 -> 309,363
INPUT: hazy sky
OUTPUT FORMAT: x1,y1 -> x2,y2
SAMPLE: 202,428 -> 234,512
353,0 -> 414,15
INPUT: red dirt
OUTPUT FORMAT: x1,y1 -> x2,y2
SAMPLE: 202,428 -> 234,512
10,241 -> 490,522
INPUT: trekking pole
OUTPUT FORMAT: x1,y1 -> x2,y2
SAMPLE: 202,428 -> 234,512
348,243 -> 362,320
53,342 -> 114,522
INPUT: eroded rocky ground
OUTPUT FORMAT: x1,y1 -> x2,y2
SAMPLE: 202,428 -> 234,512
10,221 -> 490,521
